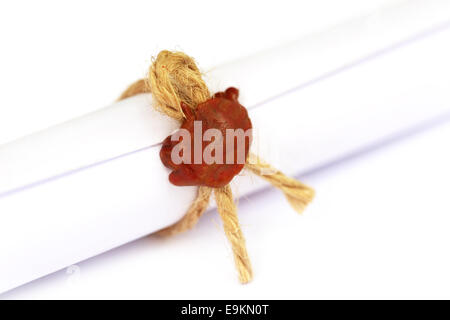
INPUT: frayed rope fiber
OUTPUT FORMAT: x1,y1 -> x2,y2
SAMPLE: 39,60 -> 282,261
119,50 -> 315,284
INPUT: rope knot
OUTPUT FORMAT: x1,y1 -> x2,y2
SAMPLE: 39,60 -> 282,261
119,50 -> 315,284
149,50 -> 210,120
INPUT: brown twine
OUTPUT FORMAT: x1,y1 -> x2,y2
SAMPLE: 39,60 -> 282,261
245,154 -> 315,214
214,185 -> 252,283
118,50 -> 315,284
156,186 -> 212,237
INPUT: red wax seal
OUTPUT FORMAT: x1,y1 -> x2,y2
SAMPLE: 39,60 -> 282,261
160,87 -> 252,188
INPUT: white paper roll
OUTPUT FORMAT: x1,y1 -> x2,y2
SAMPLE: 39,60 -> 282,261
1,0 -> 450,294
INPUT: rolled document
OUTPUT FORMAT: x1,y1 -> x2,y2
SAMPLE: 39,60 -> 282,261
1,0 -> 450,294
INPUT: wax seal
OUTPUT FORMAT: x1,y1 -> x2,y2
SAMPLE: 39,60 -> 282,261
160,87 -> 252,188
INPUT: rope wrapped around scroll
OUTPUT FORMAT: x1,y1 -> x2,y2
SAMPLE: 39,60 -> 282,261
119,50 -> 315,283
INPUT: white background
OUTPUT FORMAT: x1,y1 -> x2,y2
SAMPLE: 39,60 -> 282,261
2,0 -> 450,299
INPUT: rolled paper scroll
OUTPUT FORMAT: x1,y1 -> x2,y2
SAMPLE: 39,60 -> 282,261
1,0 -> 450,293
